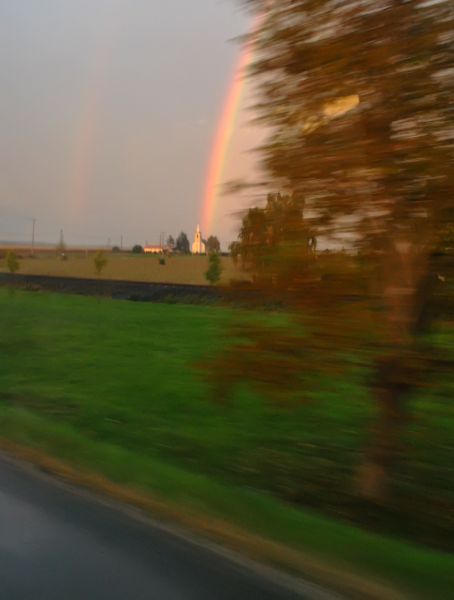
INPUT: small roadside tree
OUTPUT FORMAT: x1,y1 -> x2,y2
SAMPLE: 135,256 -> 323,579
94,251 -> 107,276
132,244 -> 144,254
205,252 -> 222,285
6,251 -> 20,274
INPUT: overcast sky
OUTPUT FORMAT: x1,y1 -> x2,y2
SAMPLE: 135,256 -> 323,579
0,0 -> 260,248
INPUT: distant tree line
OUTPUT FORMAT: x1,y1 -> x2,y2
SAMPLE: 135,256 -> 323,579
129,232 -> 221,255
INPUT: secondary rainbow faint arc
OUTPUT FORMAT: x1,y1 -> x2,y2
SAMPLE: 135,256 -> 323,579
69,79 -> 102,221
68,20 -> 121,222
201,38 -> 255,235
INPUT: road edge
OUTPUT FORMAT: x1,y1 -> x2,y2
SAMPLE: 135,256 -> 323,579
0,438 -> 408,600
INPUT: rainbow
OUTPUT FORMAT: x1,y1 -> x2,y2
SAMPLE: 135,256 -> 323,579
68,19 -> 122,223
68,14 -> 258,237
68,80 -> 103,222
201,38 -> 255,235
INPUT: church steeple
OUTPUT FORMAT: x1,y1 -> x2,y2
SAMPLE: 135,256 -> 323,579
192,224 -> 206,254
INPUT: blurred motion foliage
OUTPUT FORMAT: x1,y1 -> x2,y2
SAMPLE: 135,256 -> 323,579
213,0 -> 454,501
1,289 -> 452,552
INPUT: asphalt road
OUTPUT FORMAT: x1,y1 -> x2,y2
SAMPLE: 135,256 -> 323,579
0,455 -> 329,600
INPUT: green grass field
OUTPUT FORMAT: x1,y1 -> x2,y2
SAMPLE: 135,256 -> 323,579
0,253 -> 248,285
0,289 -> 452,597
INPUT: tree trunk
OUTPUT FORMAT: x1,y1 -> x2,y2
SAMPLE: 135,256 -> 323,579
356,354 -> 411,502
355,238 -> 429,502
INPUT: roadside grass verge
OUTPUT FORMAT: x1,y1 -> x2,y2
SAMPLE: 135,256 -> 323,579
0,288 -> 452,597
0,406 -> 453,600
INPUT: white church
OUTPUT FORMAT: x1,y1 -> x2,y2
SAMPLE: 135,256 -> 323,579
191,224 -> 206,254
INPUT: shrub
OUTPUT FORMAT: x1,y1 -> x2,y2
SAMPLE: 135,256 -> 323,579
6,251 -> 20,274
205,252 -> 222,285
94,251 -> 108,276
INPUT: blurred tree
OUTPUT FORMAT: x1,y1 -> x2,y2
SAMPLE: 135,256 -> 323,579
205,252 -> 222,285
206,235 -> 221,254
132,244 -> 144,254
94,251 -> 107,276
56,230 -> 66,254
112,246 -> 121,253
166,235 -> 175,250
176,232 -> 190,254
235,192 -> 316,284
6,251 -> 20,274
214,0 -> 454,501
229,241 -> 241,265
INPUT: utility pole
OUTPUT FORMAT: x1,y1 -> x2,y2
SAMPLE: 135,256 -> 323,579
120,235 -> 123,250
31,218 -> 37,256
